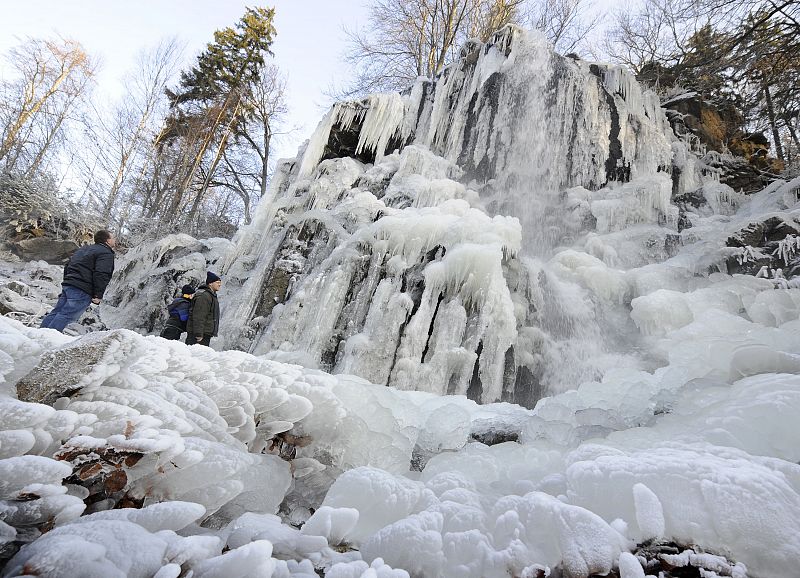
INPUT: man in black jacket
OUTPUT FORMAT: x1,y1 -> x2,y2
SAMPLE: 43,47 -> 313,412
185,272 -> 221,347
41,230 -> 116,332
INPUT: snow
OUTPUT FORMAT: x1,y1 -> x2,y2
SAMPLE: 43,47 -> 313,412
4,289 -> 799,576
5,22 -> 800,578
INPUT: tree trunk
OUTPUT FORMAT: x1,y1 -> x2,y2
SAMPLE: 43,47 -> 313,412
0,48 -> 86,162
260,127 -> 271,199
185,95 -> 244,227
763,78 -> 785,162
785,117 -> 800,155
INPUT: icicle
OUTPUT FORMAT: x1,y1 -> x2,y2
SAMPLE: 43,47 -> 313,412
297,107 -> 337,178
354,93 -> 408,162
774,235 -> 800,265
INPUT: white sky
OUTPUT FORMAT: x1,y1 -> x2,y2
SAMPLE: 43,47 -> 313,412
0,0 -> 363,160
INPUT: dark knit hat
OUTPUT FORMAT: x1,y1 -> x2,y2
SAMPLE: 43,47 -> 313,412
181,284 -> 196,296
206,271 -> 221,284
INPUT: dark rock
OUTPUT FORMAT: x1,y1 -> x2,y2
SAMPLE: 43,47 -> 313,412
255,267 -> 292,318
15,330 -> 131,405
5,280 -> 30,296
725,216 -> 800,276
663,94 -> 777,193
600,541 -> 747,578
673,188 -> 707,210
9,237 -> 79,264
469,429 -> 519,446
702,154 -> 770,194
672,188 -> 707,232
726,216 -> 799,248
322,101 -> 410,164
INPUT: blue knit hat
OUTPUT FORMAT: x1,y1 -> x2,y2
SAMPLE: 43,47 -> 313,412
181,284 -> 195,296
206,271 -> 221,284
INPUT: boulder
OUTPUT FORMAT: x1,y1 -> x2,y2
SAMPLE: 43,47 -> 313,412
0,286 -> 47,317
15,330 -> 132,405
9,237 -> 79,264
726,216 -> 800,248
725,216 -> 800,276
702,153 -> 771,194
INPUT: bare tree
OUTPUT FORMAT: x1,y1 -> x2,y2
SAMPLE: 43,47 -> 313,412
335,0 -> 598,98
603,0 -> 705,75
214,64 -> 289,223
604,0 -> 800,168
77,38 -> 184,230
336,0 -> 527,97
0,37 -> 96,175
523,0 -> 600,54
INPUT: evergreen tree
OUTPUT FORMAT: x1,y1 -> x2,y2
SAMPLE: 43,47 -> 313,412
152,6 -> 277,232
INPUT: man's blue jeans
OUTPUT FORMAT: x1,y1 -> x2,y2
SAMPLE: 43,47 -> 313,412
40,285 -> 92,332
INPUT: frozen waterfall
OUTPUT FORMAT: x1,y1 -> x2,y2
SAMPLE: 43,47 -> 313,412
7,23 -> 800,578
213,26 -> 694,405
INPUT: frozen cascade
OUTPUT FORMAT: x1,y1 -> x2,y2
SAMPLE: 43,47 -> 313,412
205,25 -> 690,404
92,24 -> 766,412
6,24 -> 800,576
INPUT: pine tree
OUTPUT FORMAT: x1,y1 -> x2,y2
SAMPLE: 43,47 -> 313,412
154,7 -> 277,231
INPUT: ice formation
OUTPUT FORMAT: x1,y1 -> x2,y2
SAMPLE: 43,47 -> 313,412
3,23 -> 800,578
193,25 -> 683,406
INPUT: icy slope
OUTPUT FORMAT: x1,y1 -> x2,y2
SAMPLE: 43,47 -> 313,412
4,196 -> 800,578
5,164 -> 800,576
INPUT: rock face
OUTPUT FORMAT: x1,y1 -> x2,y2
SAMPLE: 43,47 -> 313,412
8,237 -> 79,264
98,234 -> 232,335
662,92 -> 778,193
0,257 -> 64,326
0,173 -> 98,264
213,26 -> 685,407
726,211 -> 800,279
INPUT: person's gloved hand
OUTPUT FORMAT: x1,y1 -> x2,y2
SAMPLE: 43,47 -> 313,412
91,297 -> 101,305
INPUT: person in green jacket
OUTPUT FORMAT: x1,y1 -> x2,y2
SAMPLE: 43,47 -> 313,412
186,272 -> 221,347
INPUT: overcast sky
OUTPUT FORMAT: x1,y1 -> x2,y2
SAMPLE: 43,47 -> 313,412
0,0 -> 362,160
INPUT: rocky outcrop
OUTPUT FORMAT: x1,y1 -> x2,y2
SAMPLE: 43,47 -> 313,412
702,152 -> 771,194
0,173 -> 99,264
663,93 -> 779,193
626,541 -> 747,577
8,237 -> 80,264
99,234 -> 232,334
725,215 -> 800,278
0,257 -> 64,326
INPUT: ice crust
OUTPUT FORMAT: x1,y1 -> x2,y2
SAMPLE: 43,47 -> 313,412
4,24 -> 800,578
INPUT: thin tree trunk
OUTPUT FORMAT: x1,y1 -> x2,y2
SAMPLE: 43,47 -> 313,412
185,93 -> 245,227
260,128 -> 270,199
763,78 -> 785,162
785,117 -> 800,152
0,49 -> 85,161
24,101 -> 71,179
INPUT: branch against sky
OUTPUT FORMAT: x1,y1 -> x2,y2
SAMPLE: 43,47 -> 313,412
331,0 -> 597,100
75,37 -> 184,230
0,37 -> 96,175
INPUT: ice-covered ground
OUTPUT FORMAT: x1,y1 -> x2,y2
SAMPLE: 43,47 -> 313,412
3,24 -> 800,578
3,174 -> 800,577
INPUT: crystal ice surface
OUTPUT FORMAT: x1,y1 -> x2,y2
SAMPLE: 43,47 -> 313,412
4,24 -> 800,578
